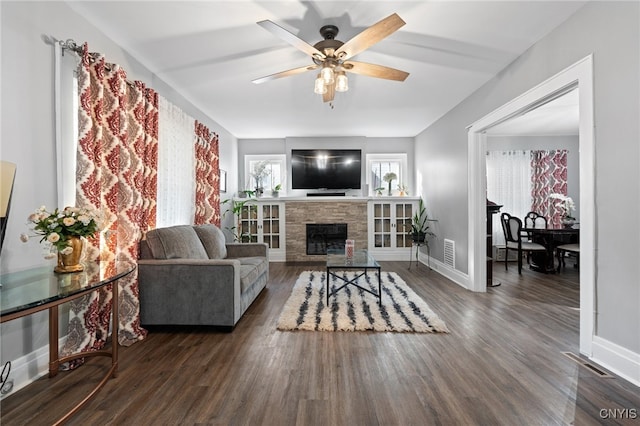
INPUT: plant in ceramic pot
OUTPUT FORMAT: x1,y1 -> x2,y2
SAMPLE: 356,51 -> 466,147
271,183 -> 282,198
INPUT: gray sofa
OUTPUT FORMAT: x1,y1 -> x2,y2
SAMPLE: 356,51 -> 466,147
137,224 -> 268,329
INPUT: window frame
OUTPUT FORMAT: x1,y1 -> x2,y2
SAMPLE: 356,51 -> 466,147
244,154 -> 286,194
366,153 -> 408,196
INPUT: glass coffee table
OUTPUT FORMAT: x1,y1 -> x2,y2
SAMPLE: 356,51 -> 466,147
326,249 -> 382,306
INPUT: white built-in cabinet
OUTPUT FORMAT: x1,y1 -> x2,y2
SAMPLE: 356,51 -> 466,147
235,198 -> 419,262
367,199 -> 418,260
238,200 -> 286,261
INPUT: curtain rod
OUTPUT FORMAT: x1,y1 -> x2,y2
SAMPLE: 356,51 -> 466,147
59,39 -> 83,55
57,38 -> 140,89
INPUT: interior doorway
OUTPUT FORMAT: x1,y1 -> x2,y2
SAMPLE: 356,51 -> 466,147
467,55 -> 595,356
485,87 -> 579,252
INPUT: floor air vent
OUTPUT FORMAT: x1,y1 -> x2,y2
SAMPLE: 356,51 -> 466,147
562,352 -> 614,378
444,239 -> 455,268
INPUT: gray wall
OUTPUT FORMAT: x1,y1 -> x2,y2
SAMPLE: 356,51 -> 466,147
237,136 -> 415,198
415,2 -> 639,353
0,1 -> 237,373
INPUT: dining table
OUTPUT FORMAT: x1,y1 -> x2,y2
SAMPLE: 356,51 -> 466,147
523,225 -> 580,273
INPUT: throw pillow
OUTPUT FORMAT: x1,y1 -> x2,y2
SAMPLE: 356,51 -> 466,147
145,225 -> 208,259
194,224 -> 228,259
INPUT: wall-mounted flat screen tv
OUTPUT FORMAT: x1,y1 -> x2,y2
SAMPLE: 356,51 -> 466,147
291,149 -> 362,190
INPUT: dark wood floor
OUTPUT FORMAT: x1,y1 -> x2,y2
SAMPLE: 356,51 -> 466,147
2,260 -> 639,425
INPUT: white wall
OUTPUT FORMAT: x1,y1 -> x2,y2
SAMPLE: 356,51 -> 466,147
0,1 -> 237,390
415,1 -> 639,359
487,135 -> 580,219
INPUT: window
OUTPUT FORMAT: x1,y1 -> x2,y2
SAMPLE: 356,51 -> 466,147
366,154 -> 408,196
245,155 -> 286,194
55,47 -> 80,208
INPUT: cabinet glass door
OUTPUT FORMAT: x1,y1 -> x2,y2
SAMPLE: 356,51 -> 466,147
262,204 -> 280,249
240,204 -> 258,243
395,203 -> 413,248
373,203 -> 392,248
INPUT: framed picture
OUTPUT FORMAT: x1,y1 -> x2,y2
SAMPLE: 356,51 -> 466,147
220,169 -> 227,193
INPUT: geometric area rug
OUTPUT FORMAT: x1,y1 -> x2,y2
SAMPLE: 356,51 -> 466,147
276,270 -> 449,333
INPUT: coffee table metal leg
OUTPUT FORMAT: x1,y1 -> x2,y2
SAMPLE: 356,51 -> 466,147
326,268 -> 329,306
378,269 -> 381,306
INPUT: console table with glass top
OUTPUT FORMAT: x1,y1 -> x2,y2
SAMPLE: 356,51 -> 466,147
0,260 -> 136,425
326,249 -> 382,306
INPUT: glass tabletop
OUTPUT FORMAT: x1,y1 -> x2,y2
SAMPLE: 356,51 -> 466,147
1,260 -> 136,319
326,249 -> 380,268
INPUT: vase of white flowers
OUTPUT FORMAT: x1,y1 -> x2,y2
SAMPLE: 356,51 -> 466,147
383,172 -> 397,196
549,193 -> 576,228
21,206 -> 100,273
251,161 -> 271,197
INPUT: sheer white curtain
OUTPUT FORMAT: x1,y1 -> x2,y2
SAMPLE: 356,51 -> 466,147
157,96 -> 196,227
486,150 -> 532,246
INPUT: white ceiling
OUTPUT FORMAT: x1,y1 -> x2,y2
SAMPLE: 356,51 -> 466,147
68,1 -> 586,139
486,88 -> 579,136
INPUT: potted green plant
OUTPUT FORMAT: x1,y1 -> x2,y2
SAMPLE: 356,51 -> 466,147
408,198 -> 436,244
271,183 -> 282,198
374,187 -> 385,197
221,193 -> 257,242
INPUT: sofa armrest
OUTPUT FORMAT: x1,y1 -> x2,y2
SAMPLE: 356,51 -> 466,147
225,243 -> 269,259
137,258 -> 242,326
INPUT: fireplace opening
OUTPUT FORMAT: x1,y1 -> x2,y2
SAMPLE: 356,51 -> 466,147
306,223 -> 347,255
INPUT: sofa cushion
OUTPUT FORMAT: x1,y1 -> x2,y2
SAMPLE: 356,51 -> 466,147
238,256 -> 269,293
145,225 -> 208,260
193,224 -> 227,259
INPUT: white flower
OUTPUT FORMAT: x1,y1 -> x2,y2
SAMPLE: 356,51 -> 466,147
549,193 -> 575,217
77,215 -> 91,226
63,217 -> 76,226
47,233 -> 60,243
44,252 -> 57,260
19,233 -> 30,242
60,246 -> 74,255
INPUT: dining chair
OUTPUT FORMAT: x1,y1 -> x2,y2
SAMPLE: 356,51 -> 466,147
556,243 -> 580,271
523,211 -> 548,263
500,212 -> 547,274
524,211 -> 548,231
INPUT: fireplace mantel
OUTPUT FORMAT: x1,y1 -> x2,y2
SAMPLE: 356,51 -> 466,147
285,200 -> 368,262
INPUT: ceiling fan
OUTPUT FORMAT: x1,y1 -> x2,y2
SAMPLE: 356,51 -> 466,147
252,13 -> 410,103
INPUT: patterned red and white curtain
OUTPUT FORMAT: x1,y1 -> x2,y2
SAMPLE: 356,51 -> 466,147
194,121 -> 220,226
62,43 -> 156,363
530,150 -> 567,228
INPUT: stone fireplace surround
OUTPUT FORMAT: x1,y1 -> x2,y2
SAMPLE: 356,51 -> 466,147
285,200 -> 368,262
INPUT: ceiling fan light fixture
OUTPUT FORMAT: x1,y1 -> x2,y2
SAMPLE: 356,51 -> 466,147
314,74 -> 327,94
320,65 -> 334,85
335,71 -> 348,92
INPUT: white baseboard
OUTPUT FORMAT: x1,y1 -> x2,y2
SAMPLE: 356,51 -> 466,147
591,336 -> 640,387
0,344 -> 49,400
417,252 -> 470,290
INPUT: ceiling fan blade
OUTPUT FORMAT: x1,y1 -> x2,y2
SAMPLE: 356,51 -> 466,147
323,82 -> 335,103
334,13 -> 405,61
343,61 -> 409,81
252,64 -> 319,84
257,20 -> 326,60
